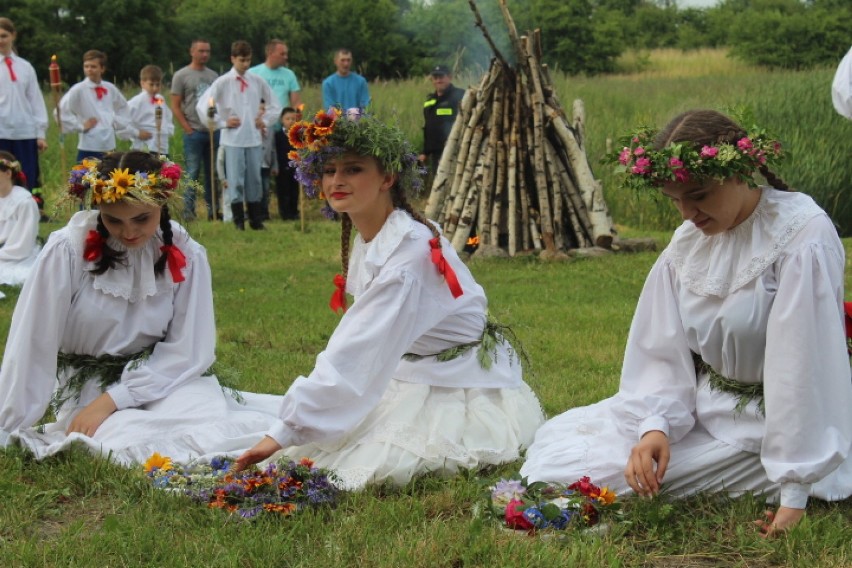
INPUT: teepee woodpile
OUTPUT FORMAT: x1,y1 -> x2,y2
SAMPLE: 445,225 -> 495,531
424,0 -> 616,257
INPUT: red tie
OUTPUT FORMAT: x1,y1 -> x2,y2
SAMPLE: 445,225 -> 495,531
237,76 -> 248,93
94,86 -> 108,100
151,95 -> 159,104
4,57 -> 16,82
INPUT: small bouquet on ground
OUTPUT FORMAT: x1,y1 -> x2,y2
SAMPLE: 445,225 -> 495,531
143,453 -> 340,520
487,476 -> 622,534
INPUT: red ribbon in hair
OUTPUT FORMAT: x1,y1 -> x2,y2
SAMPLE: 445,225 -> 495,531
83,230 -> 105,262
160,244 -> 187,283
329,274 -> 347,314
429,237 -> 463,298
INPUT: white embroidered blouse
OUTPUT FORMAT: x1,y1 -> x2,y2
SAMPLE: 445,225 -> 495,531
611,188 -> 852,509
267,210 -> 523,448
0,210 -> 215,445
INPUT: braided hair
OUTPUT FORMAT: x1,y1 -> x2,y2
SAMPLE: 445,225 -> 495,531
654,110 -> 790,191
89,151 -> 176,277
0,150 -> 27,187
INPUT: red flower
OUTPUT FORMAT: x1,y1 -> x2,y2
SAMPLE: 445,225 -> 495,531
504,499 -> 534,531
568,476 -> 601,497
160,164 -> 182,189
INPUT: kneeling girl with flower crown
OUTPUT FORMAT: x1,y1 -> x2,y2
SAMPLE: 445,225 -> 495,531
520,110 -> 852,536
0,150 -> 282,463
234,110 -> 544,489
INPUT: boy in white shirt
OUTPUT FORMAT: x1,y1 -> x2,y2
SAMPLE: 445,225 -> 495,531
56,50 -> 135,161
127,65 -> 174,155
197,40 -> 280,230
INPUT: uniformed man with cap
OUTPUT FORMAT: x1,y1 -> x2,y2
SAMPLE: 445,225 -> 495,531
419,65 -> 465,183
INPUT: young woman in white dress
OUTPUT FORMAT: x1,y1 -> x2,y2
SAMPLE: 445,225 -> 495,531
234,110 -> 544,489
0,151 -> 40,297
520,110 -> 852,536
0,151 -> 282,464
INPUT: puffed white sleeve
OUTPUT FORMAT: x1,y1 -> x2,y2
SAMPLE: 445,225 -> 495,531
266,268 -> 444,448
0,194 -> 39,262
0,235 -> 74,445
832,46 -> 852,120
24,63 -> 48,139
762,217 -> 852,509
609,252 -> 697,444
111,86 -> 139,141
56,85 -> 83,134
106,239 -> 217,409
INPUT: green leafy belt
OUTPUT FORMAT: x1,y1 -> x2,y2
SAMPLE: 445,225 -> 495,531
692,352 -> 764,415
53,347 -> 244,410
402,319 -> 530,371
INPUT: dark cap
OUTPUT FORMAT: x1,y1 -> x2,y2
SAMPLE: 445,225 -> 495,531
430,65 -> 450,76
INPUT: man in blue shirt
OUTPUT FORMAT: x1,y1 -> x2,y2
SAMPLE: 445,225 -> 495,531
322,49 -> 370,111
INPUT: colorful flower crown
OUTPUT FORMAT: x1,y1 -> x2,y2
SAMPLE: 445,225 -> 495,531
0,157 -> 22,174
609,125 -> 784,191
287,108 -> 426,217
67,156 -> 183,207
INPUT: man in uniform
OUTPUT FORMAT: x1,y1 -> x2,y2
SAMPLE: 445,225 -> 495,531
419,65 -> 465,185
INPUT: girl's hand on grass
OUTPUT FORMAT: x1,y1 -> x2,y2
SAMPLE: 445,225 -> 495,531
624,430 -> 670,497
233,435 -> 282,471
66,393 -> 117,437
754,507 -> 805,537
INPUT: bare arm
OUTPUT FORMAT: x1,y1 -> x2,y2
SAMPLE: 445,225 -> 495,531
170,93 -> 194,135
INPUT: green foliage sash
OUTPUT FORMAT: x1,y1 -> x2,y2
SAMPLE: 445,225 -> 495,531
402,319 -> 528,371
692,352 -> 764,416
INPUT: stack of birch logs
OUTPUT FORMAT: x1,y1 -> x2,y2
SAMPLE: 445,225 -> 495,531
424,0 -> 616,257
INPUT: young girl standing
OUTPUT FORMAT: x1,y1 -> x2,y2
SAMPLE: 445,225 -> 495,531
0,18 -> 49,192
0,151 -> 40,296
0,151 -> 282,464
235,110 -> 544,488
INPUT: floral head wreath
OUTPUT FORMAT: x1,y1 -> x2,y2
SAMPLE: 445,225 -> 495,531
0,157 -> 26,186
608,124 -> 784,192
287,108 -> 426,218
66,154 -> 184,209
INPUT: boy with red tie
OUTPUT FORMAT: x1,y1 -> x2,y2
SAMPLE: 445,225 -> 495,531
56,50 -> 135,161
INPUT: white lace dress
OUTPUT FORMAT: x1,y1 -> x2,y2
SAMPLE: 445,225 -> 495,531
265,210 -> 545,490
521,189 -> 852,509
0,185 -> 40,292
0,210 -> 283,464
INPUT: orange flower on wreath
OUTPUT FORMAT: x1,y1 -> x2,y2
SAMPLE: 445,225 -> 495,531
288,122 -> 312,149
312,108 -> 340,137
264,503 -> 297,515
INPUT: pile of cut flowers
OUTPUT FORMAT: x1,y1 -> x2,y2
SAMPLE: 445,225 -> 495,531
143,453 -> 339,520
486,476 -> 622,534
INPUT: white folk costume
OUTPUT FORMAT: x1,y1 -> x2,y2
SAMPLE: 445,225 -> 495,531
0,210 -> 282,463
266,210 -> 545,490
0,185 -> 40,288
521,189 -> 852,509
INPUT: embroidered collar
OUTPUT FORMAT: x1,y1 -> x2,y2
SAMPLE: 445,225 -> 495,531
67,210 -> 189,302
346,209 -> 418,296
666,188 -> 824,297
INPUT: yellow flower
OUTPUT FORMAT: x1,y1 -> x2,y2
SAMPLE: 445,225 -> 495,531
144,452 -> 173,473
109,168 -> 137,192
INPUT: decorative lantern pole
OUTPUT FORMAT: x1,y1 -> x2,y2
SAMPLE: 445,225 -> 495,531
49,55 -> 67,175
206,98 -> 218,221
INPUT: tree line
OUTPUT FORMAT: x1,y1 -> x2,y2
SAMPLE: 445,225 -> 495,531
4,0 -> 849,86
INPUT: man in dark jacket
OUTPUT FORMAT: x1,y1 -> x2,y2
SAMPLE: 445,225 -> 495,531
419,65 -> 465,183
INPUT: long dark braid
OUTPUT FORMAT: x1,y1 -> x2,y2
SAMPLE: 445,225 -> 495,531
392,187 -> 440,241
655,109 -> 791,191
340,212 -> 353,280
153,205 -> 174,277
90,213 -> 127,275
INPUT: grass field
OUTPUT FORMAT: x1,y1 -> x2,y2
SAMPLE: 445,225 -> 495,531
1,49 -> 850,566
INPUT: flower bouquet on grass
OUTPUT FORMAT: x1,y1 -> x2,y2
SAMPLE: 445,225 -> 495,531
143,453 -> 340,520
487,476 -> 622,534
